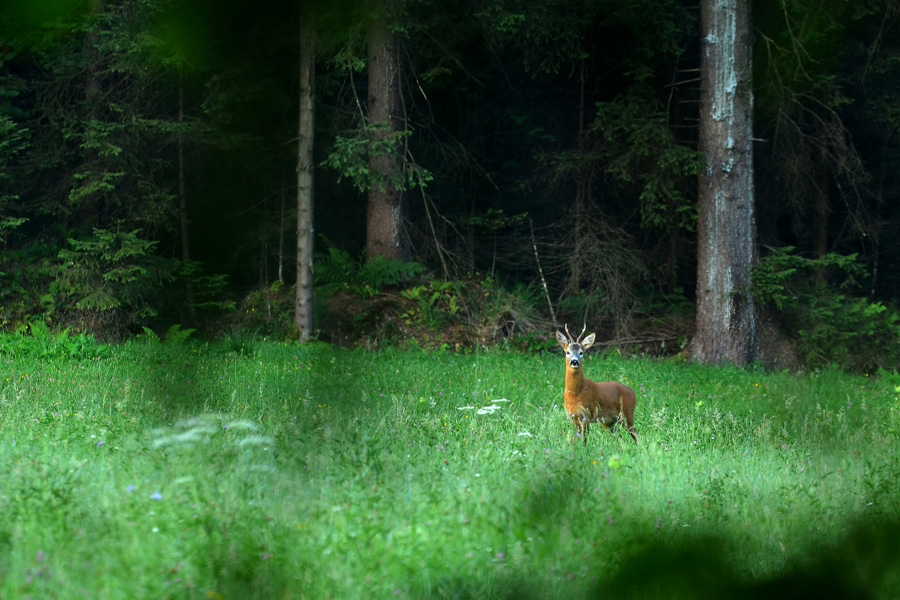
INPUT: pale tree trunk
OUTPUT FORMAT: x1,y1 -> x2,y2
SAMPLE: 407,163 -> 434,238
366,0 -> 405,262
813,150 -> 830,286
692,0 -> 757,365
74,0 -> 104,229
178,70 -> 197,325
295,20 -> 315,342
572,58 -> 588,291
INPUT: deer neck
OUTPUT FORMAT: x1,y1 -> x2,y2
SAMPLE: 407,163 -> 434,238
564,366 -> 585,396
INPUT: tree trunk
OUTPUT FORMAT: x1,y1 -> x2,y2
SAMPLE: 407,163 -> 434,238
278,187 -> 285,283
75,0 -> 105,230
178,70 -> 197,326
572,58 -> 588,292
295,20 -> 315,342
366,0 -> 405,262
813,152 -> 830,286
692,0 -> 757,366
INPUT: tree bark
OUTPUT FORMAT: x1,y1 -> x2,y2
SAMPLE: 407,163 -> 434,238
178,69 -> 197,325
692,0 -> 757,366
813,151 -> 830,286
366,0 -> 405,262
295,20 -> 315,342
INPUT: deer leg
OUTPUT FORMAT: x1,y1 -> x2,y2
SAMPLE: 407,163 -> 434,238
621,398 -> 638,443
569,415 -> 582,444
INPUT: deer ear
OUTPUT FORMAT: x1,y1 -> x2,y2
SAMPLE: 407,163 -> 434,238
555,331 -> 568,348
582,333 -> 596,349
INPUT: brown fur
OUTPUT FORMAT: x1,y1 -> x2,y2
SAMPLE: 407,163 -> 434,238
557,328 -> 638,444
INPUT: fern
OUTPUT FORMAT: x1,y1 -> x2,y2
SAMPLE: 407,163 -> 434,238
138,326 -> 161,343
164,324 -> 195,346
315,245 -> 358,295
358,256 -> 427,292
0,320 -> 109,359
315,238 -> 426,297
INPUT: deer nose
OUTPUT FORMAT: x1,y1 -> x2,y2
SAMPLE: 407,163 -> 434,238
569,358 -> 580,368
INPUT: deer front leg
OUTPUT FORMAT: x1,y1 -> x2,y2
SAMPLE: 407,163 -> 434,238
569,414 -> 589,446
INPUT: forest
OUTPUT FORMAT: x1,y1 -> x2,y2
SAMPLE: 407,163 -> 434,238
2,0 -> 900,371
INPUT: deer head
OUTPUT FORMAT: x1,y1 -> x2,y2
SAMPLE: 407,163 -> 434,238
556,323 -> 596,370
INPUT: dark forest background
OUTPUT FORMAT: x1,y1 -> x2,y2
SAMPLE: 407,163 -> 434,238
2,0 -> 900,371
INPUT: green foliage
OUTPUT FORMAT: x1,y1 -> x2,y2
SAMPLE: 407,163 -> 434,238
458,207 -> 528,231
592,85 -> 702,232
0,116 -> 29,236
0,320 -> 109,359
0,241 -> 60,327
324,122 -> 433,193
137,323 -> 195,345
236,280 -> 296,338
751,247 -> 900,371
54,228 -> 172,337
638,286 -> 694,318
400,280 -> 460,329
175,261 -> 235,315
466,278 -> 546,344
315,241 -> 427,298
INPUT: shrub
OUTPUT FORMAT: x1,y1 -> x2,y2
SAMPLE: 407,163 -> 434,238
751,247 -> 900,371
234,280 -> 296,338
54,228 -> 172,339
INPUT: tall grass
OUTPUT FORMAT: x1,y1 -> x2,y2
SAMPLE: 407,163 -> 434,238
1,342 -> 898,598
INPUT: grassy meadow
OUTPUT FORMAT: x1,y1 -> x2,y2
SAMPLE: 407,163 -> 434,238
1,339 -> 899,599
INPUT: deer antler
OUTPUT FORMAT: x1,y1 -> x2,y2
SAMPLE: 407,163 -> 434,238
564,323 -> 587,343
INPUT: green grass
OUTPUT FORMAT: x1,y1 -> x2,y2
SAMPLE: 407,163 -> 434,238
1,341 -> 899,599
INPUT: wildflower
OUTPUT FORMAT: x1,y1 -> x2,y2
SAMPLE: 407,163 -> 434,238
97,441 -> 104,448
127,485 -> 135,493
608,518 -> 615,526
150,492 -> 162,501
36,551 -> 45,563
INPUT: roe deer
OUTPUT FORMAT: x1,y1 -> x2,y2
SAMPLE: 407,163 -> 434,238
556,324 -> 638,444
